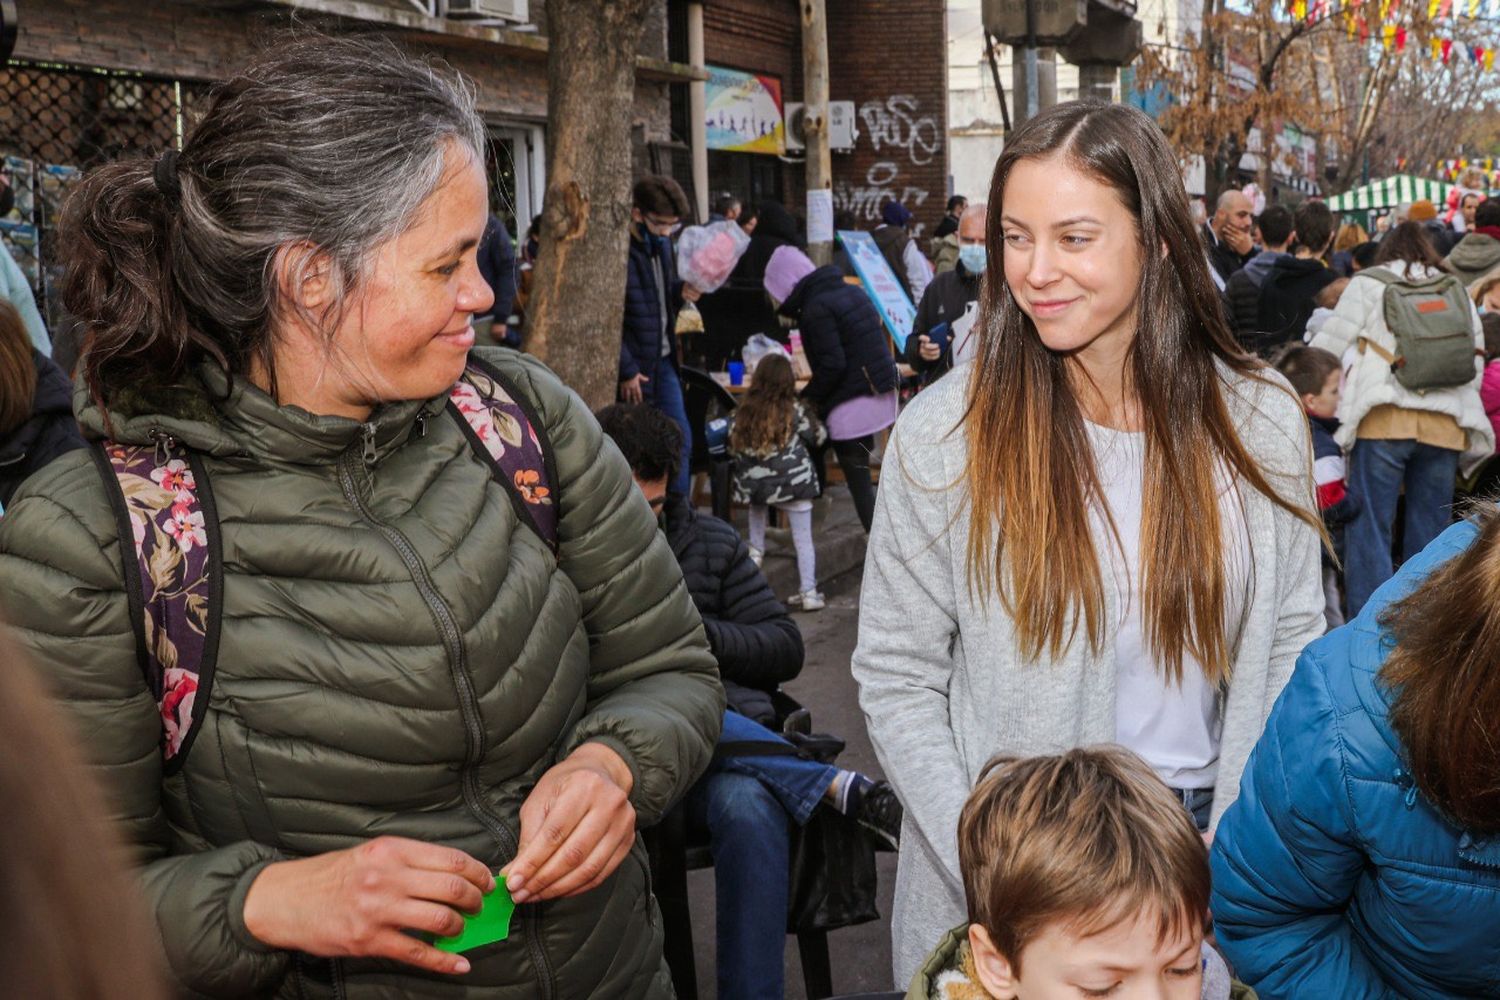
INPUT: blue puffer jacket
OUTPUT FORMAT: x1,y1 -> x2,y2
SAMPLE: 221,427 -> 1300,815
780,265 -> 899,418
1211,519 -> 1500,999
619,224 -> 681,383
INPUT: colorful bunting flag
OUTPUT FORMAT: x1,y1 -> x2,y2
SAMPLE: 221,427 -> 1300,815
1397,25 -> 1408,49
1488,50 -> 1497,70
1443,38 -> 1453,62
1433,36 -> 1445,58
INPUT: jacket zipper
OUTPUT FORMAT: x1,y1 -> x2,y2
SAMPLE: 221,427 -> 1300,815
338,437 -> 558,1000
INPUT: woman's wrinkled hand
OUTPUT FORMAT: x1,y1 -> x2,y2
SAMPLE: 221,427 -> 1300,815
241,836 -> 495,976
502,742 -> 636,904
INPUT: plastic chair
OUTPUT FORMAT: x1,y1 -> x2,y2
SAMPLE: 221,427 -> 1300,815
643,692 -> 837,1000
678,364 -> 738,520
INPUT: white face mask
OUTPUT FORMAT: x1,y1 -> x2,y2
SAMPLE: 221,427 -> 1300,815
958,243 -> 987,274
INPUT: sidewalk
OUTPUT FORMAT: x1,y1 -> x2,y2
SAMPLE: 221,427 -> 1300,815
725,484 -> 870,600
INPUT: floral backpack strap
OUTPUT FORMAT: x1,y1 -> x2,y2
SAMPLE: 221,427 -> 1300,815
90,436 -> 222,774
448,357 -> 559,553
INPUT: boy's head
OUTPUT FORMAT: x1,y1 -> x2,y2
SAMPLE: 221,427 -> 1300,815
594,403 -> 683,513
958,747 -> 1210,1000
1293,200 -> 1335,257
1273,344 -> 1341,420
631,175 -> 690,236
1255,204 -> 1294,251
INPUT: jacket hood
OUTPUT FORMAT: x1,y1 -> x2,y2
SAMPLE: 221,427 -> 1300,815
779,265 -> 847,319
1265,255 -> 1340,300
0,352 -> 77,466
755,201 -> 801,245
74,359 -> 448,467
1446,233 -> 1500,273
904,926 -> 1243,1000
1243,249 -> 1290,287
31,350 -> 73,419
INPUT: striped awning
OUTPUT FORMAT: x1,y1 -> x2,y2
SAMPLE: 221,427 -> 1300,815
1326,175 -> 1458,212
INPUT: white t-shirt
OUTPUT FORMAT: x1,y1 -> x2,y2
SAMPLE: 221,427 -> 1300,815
1087,422 -> 1251,790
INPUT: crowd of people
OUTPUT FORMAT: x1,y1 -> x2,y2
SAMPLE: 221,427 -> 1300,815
0,31 -> 1497,1000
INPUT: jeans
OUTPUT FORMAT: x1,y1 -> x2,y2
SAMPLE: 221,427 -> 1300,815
684,711 -> 837,1000
1344,437 -> 1458,617
644,360 -> 693,498
1171,786 -> 1214,833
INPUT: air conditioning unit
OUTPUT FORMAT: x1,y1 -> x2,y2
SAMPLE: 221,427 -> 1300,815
784,101 -> 858,154
446,0 -> 529,22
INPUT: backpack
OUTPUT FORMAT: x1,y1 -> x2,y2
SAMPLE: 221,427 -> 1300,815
1358,268 -> 1482,392
90,356 -> 557,773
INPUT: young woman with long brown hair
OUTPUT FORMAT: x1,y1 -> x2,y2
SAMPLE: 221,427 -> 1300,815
851,100 -> 1326,984
1212,507 -> 1500,996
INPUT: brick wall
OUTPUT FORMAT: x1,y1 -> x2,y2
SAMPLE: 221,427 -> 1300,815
827,0 -> 950,237
700,0 -> 949,237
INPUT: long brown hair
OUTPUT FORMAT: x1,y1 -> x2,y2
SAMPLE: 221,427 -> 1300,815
1374,220 -> 1448,273
0,299 -> 35,437
1381,505 -> 1500,833
730,352 -> 798,457
0,626 -> 166,997
964,101 -> 1320,683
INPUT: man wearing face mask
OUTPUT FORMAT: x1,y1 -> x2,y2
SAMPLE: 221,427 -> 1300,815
620,174 -> 699,497
0,168 -> 50,357
905,203 -> 986,383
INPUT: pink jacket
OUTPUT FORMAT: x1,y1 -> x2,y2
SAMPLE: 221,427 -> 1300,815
1483,360 -> 1500,450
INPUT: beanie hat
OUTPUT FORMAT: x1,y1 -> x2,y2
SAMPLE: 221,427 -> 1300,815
1408,199 -> 1439,222
764,245 -> 817,304
881,200 -> 913,228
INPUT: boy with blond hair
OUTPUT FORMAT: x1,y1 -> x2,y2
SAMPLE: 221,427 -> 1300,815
906,747 -> 1253,999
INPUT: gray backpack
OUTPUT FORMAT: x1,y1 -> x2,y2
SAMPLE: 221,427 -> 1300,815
1358,268 -> 1481,392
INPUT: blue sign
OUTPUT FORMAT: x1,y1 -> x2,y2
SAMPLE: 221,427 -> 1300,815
837,230 -> 915,352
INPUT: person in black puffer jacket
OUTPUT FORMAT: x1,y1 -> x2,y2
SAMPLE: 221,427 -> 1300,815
0,300 -> 84,509
596,402 -> 902,1000
764,246 -> 900,533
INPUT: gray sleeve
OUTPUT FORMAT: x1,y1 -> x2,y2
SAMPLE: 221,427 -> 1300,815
851,418 -> 970,888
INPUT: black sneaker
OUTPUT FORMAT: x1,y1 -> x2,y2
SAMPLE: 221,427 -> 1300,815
854,780 -> 902,852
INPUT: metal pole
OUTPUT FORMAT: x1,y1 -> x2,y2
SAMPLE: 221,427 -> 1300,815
1024,0 -> 1039,119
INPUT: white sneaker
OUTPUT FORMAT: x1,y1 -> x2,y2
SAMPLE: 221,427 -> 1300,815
748,545 -> 764,567
787,589 -> 826,612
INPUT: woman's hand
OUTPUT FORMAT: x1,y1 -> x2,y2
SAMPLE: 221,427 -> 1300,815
502,743 -> 636,904
241,837 -> 495,976
682,284 -> 702,303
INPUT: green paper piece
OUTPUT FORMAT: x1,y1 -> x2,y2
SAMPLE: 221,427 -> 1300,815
434,880 -> 516,953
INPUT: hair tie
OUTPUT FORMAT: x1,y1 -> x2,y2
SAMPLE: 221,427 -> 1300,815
153,149 -> 182,207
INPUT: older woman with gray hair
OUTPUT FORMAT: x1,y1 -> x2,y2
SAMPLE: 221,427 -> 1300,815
0,35 -> 722,999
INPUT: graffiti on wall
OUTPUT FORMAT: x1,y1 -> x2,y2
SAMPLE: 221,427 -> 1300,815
835,94 -> 942,233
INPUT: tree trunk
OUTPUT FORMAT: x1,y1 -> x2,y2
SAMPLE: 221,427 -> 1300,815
526,0 -> 654,410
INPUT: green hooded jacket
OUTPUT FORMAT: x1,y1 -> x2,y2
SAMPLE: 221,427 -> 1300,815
0,347 -> 724,998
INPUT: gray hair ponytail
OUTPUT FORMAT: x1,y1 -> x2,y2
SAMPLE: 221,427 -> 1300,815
62,33 -> 486,403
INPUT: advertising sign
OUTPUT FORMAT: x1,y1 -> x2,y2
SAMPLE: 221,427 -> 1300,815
837,230 -> 915,352
706,66 -> 785,155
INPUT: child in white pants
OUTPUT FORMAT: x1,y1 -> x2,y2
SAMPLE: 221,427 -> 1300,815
728,353 -> 828,610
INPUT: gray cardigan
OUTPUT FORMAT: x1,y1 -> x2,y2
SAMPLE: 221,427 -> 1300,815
852,362 -> 1325,986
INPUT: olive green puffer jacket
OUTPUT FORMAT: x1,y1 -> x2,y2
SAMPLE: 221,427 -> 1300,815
0,347 -> 724,999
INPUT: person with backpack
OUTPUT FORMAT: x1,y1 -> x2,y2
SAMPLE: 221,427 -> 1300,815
1254,200 -> 1344,351
0,37 -> 724,1000
873,199 -> 932,306
1309,220 -> 1492,617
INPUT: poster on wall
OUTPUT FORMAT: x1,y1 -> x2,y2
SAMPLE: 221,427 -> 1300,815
837,230 -> 914,352
705,66 -> 785,156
